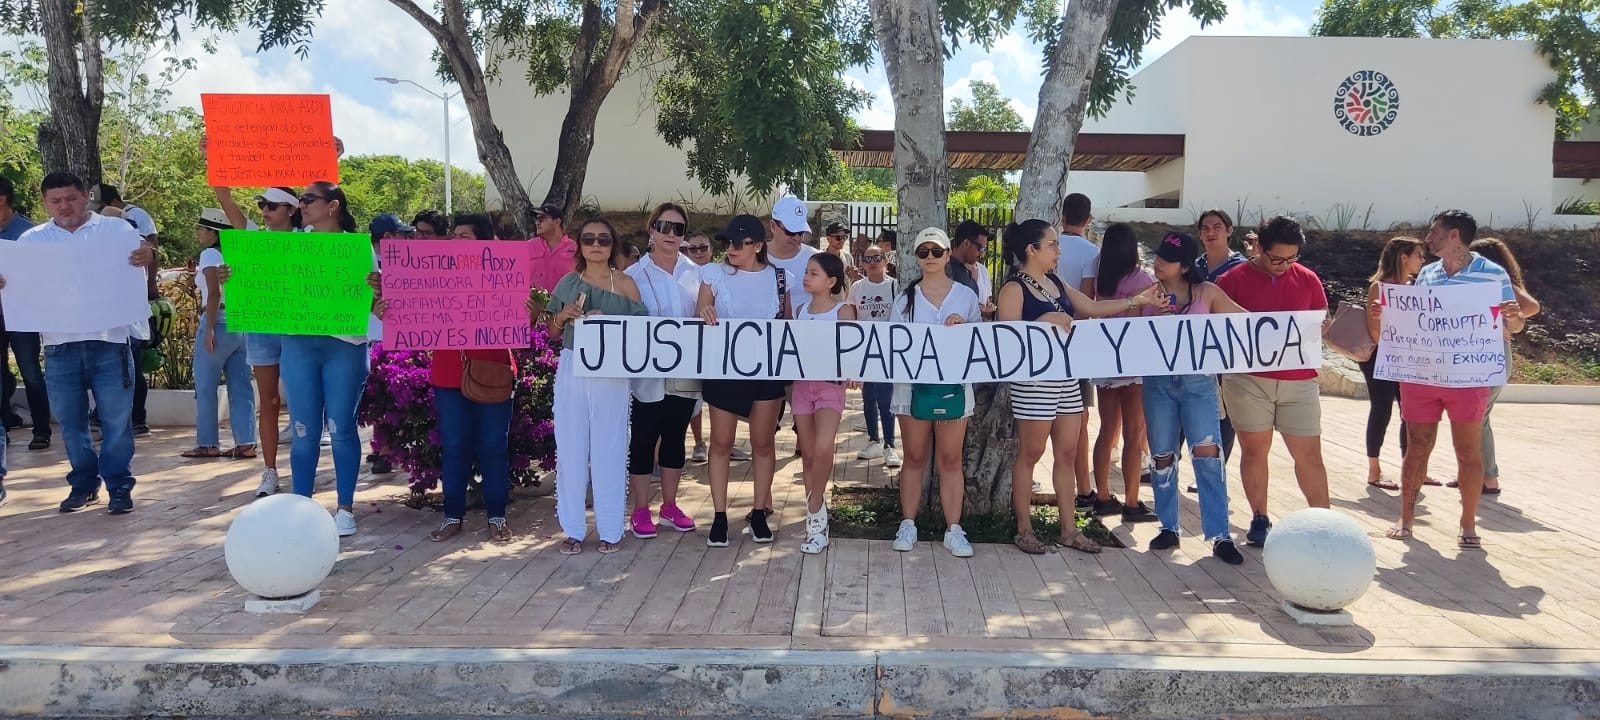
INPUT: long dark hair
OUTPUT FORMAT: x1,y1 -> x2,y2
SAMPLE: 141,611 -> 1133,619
1096,223 -> 1141,298
808,252 -> 848,298
307,181 -> 356,233
575,216 -> 624,271
1469,238 -> 1526,289
1001,218 -> 1054,270
1370,236 -> 1424,284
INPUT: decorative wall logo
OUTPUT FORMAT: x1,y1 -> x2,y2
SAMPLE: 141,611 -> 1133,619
1334,70 -> 1400,137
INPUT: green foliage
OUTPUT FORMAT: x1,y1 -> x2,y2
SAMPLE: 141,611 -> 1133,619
337,155 -> 487,226
947,174 -> 1020,210
808,157 -> 895,203
655,0 -> 873,197
1311,0 -> 1600,137
947,79 -> 1026,187
1555,196 -> 1600,215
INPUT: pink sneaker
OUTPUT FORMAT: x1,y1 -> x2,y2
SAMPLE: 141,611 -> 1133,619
659,503 -> 696,532
630,507 -> 658,539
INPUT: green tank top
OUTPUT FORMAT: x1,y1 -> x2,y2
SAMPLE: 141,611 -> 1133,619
549,271 -> 647,348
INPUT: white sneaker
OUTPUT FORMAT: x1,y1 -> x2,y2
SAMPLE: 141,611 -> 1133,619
255,468 -> 281,498
800,507 -> 830,555
691,442 -> 708,463
857,441 -> 884,461
892,518 -> 917,551
884,447 -> 902,468
1032,479 -> 1044,493
943,524 -> 974,558
730,446 -> 752,461
334,509 -> 357,537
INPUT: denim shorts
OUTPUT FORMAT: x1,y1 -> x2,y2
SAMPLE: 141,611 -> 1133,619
245,333 -> 283,367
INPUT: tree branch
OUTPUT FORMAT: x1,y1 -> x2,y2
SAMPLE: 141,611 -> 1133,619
384,0 -> 449,41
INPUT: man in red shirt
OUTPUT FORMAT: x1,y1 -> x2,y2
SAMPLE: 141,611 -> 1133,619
1215,216 -> 1331,548
527,202 -> 576,295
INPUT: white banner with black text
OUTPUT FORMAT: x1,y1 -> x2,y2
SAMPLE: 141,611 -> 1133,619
571,312 -> 1325,383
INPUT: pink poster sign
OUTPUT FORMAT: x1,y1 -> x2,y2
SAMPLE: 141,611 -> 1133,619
379,239 -> 533,350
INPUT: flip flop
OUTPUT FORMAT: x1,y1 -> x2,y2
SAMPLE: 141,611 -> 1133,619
1423,477 -> 1444,486
1385,526 -> 1413,540
1458,534 -> 1483,550
1483,486 -> 1502,495
181,446 -> 222,459
1367,478 -> 1400,491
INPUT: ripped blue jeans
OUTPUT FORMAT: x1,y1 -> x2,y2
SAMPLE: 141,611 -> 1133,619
280,335 -> 369,506
1143,373 -> 1231,542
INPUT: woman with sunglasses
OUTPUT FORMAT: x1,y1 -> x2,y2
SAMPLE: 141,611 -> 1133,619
996,220 -> 1164,555
887,228 -> 981,558
696,214 -> 795,548
547,217 -> 647,554
278,181 -> 372,536
624,203 -> 701,539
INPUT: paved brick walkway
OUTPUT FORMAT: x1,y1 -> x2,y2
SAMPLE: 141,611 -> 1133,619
1,395 -> 1596,662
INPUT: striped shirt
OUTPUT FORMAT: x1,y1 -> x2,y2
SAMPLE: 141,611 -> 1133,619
1414,253 -> 1515,302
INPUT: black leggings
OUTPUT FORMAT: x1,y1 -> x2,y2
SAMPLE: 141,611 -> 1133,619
628,394 -> 698,475
1359,359 -> 1407,459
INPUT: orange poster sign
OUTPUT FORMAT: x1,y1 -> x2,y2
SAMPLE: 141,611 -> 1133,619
202,93 -> 340,186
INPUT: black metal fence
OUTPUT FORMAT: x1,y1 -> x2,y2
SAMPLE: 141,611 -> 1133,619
845,204 -> 1016,294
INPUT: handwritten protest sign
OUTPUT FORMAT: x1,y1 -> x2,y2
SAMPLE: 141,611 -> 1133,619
221,230 -> 373,336
572,312 -> 1324,383
0,237 -> 149,333
1374,282 -> 1507,387
202,94 -> 339,186
379,239 -> 533,350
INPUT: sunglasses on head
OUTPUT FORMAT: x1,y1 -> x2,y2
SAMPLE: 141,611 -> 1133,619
651,219 -> 687,237
258,201 -> 293,211
684,243 -> 712,252
915,246 -> 947,259
579,233 -> 614,247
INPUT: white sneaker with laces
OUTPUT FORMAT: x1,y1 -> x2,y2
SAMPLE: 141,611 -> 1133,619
691,442 -> 708,463
892,518 -> 917,552
884,446 -> 902,468
334,509 -> 357,537
857,440 -> 884,461
730,446 -> 752,461
255,467 -> 281,498
943,524 -> 974,558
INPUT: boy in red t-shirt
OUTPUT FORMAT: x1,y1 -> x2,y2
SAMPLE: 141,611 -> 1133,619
1214,216 -> 1332,548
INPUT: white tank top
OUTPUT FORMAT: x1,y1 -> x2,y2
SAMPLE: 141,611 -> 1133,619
797,297 -> 844,321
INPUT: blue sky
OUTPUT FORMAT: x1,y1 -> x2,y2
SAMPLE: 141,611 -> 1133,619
4,0 -> 1320,172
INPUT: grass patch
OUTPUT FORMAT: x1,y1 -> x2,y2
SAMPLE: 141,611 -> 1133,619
828,486 -> 1126,548
1511,351 -> 1600,385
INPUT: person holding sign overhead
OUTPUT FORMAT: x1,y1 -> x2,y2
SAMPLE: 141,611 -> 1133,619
546,217 -> 647,555
0,173 -> 156,515
276,181 -> 373,537
696,214 -> 796,549
888,228 -> 981,559
1383,211 -> 1524,550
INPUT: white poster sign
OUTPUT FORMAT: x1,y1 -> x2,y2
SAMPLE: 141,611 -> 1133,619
572,312 -> 1325,383
1374,282 -> 1508,388
0,237 -> 149,333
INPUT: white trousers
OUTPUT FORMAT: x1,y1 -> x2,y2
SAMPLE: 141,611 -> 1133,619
554,349 -> 631,543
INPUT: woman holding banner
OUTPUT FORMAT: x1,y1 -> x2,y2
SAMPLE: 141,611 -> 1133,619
548,217 -> 647,555
696,214 -> 794,549
996,220 -> 1164,555
1141,232 -> 1247,564
888,228 -> 981,559
278,181 -> 371,537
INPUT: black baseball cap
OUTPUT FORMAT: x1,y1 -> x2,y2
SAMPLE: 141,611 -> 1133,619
825,222 -> 849,235
534,203 -> 564,221
1155,231 -> 1201,265
715,214 -> 767,246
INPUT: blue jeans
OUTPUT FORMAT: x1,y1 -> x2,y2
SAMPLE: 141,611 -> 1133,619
280,335 -> 369,506
44,341 -> 137,494
1144,373 -> 1230,542
862,382 -> 894,446
434,387 -> 514,520
6,331 -> 51,439
193,316 -> 258,448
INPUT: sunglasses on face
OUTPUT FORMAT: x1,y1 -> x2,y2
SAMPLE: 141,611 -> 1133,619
684,244 -> 712,252
773,224 -> 804,239
861,254 -> 885,263
257,201 -> 292,212
725,237 -> 762,250
579,233 -> 614,247
299,195 -> 327,205
915,246 -> 947,259
651,220 -> 687,237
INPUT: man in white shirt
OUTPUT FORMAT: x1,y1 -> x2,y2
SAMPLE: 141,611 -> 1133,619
766,196 -> 817,307
90,182 -> 159,436
0,173 -> 155,514
1055,192 -> 1100,506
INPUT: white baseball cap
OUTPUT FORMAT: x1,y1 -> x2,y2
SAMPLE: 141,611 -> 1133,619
914,227 -> 951,250
771,196 -> 811,234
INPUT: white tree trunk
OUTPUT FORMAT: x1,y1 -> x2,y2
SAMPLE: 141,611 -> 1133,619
1013,0 -> 1121,223
868,0 -> 947,284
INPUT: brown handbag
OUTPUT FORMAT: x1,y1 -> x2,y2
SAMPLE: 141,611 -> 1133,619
1325,301 -> 1376,363
460,352 -> 515,403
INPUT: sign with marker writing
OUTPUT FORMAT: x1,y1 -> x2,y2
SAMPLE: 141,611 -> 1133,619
1374,282 -> 1507,387
572,312 -> 1324,383
202,93 -> 339,186
379,239 -> 533,350
221,230 -> 374,335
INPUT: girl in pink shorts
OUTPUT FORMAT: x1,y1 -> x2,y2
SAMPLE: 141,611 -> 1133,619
793,254 -> 859,554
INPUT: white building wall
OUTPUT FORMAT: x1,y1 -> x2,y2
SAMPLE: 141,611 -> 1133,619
1072,37 -> 1566,230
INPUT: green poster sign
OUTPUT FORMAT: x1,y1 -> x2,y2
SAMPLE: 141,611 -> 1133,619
220,230 -> 374,335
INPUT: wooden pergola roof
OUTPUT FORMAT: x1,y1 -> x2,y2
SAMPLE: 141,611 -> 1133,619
1555,141 -> 1600,179
834,130 -> 1185,172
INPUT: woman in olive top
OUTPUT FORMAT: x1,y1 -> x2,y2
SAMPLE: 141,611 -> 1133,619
546,217 -> 648,555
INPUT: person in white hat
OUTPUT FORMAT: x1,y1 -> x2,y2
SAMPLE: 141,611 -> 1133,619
182,209 -> 258,461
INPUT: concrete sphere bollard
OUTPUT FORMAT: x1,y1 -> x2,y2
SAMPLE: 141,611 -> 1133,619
225,494 -> 339,599
1263,508 -> 1376,614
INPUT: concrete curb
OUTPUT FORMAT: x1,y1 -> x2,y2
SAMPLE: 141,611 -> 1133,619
2,645 -> 1597,719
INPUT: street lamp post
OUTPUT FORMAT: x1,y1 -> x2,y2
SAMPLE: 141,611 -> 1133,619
374,76 -> 461,215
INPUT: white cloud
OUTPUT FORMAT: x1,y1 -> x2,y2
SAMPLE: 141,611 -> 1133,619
1145,0 -> 1312,61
